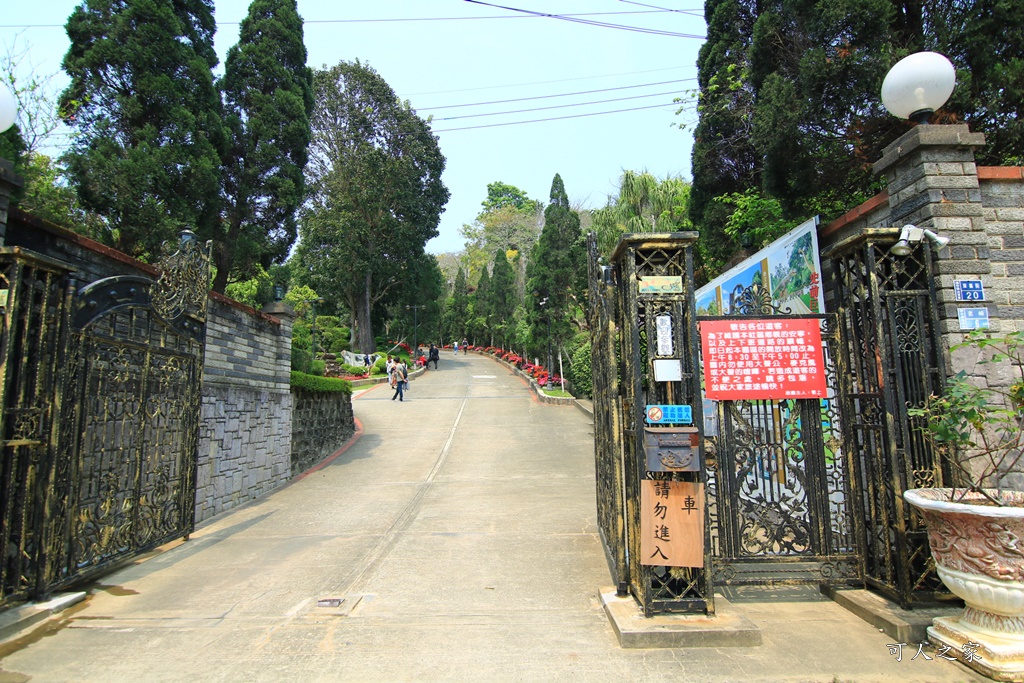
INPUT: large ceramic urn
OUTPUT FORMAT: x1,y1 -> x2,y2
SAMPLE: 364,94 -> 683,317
904,488 -> 1024,681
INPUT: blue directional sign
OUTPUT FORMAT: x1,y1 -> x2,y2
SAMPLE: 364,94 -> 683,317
957,307 -> 990,330
954,279 -> 985,302
645,404 -> 693,425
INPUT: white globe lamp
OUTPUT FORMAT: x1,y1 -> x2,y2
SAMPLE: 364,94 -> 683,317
0,83 -> 17,134
881,51 -> 956,124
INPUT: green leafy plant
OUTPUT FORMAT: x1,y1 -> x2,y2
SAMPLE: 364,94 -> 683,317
290,371 -> 351,394
908,330 -> 1024,505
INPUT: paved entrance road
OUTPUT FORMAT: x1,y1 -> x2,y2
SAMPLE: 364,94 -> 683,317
0,353 -> 982,682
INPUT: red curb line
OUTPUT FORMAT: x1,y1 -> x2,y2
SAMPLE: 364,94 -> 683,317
294,417 -> 364,481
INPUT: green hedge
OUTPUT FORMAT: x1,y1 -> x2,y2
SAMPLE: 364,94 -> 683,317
290,371 -> 352,394
569,341 -> 593,398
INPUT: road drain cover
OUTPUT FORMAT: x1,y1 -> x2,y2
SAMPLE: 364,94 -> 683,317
317,597 -> 345,608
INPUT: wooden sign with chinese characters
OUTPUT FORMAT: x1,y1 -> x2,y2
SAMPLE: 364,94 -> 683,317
640,480 -> 704,567
700,317 -> 827,400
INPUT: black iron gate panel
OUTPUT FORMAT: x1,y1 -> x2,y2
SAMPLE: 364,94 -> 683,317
586,233 -> 628,595
611,233 -> 713,616
47,236 -> 210,589
826,233 -> 949,608
0,249 -> 73,607
704,307 -> 859,585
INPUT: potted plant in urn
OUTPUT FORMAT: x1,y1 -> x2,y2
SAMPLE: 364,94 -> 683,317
905,330 -> 1024,681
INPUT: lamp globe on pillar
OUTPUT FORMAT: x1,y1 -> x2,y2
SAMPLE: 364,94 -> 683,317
0,83 -> 18,134
881,51 -> 956,124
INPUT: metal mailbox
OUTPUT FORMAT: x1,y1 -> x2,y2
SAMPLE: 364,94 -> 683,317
644,427 -> 700,472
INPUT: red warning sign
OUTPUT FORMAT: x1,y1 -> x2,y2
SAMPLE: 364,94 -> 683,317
700,318 -> 827,400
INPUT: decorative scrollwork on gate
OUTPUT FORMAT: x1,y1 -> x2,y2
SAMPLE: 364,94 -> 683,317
151,233 -> 212,323
45,229 -> 210,590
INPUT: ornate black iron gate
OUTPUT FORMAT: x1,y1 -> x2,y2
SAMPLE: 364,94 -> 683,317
0,234 -> 209,604
702,294 -> 859,585
587,234 -> 628,596
825,231 -> 950,607
0,248 -> 73,606
590,232 -> 714,616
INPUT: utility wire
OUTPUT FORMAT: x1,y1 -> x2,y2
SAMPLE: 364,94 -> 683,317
403,64 -> 694,97
461,0 -> 705,38
432,101 -> 689,132
434,89 -> 691,120
419,77 -> 696,110
0,9 -> 696,29
617,0 -> 704,17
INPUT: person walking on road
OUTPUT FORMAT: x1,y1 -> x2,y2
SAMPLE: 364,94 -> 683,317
453,340 -> 459,355
390,359 -> 407,402
461,338 -> 468,354
428,343 -> 440,370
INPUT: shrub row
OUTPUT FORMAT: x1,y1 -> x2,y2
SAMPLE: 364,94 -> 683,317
290,371 -> 352,394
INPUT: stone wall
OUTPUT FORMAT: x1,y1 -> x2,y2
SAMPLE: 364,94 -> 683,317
978,167 -> 1024,333
291,389 -> 355,475
0,207 -> 355,521
194,296 -> 295,522
819,129 -> 1024,486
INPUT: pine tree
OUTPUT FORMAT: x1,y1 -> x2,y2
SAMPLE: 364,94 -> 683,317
59,0 -> 226,260
526,174 -> 583,363
488,249 -> 516,348
472,265 -> 491,346
688,0 -> 759,276
450,267 -> 469,342
214,0 -> 313,292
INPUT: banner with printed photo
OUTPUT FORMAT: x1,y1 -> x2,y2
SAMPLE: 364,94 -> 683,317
695,217 -> 824,316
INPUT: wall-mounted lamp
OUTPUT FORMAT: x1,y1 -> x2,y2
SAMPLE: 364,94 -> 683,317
881,52 -> 956,125
273,284 -> 285,302
890,224 -> 950,256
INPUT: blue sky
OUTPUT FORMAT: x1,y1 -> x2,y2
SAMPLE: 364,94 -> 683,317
1,1 -> 706,254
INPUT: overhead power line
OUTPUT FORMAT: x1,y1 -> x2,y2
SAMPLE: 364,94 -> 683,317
433,89 -> 692,121
617,0 -> 704,17
419,78 -> 696,111
0,9 -> 702,29
432,101 -> 690,132
461,0 -> 705,38
403,64 -> 695,97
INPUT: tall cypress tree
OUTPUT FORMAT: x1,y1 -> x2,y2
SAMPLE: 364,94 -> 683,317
450,267 -> 470,342
689,0 -> 759,276
488,248 -> 516,347
472,265 -> 491,346
214,0 -> 313,292
59,0 -> 225,260
526,174 -> 583,362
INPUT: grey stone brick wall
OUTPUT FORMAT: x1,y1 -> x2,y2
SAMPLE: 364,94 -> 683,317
291,389 -> 354,476
194,296 -> 295,522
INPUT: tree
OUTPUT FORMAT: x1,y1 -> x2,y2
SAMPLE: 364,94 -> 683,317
592,171 -> 693,259
480,181 -> 538,213
59,0 -> 226,261
444,266 -> 470,343
690,0 -> 1024,283
298,60 -> 448,353
526,174 -> 584,362
213,0 -> 313,293
471,264 -> 490,345
459,181 -> 543,282
688,0 -> 759,276
488,248 -> 516,347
